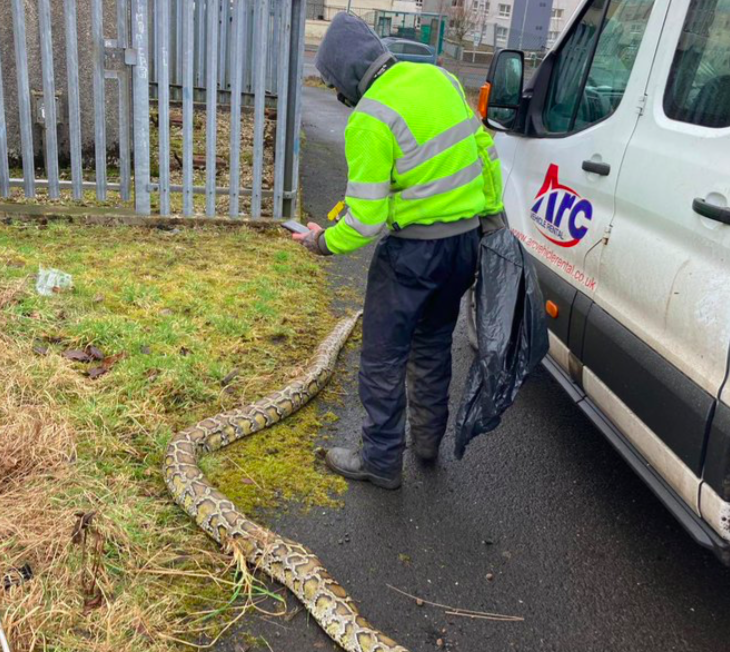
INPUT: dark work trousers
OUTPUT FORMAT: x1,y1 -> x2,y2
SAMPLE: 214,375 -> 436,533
359,228 -> 480,477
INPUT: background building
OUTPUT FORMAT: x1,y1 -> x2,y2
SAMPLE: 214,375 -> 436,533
430,0 -> 581,52
307,0 -> 419,22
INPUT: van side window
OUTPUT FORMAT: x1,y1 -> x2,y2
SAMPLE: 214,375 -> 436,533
664,0 -> 730,129
544,0 -> 655,134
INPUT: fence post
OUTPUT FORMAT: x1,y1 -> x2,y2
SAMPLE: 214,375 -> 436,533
227,0 -> 247,217
92,0 -> 107,200
182,0 -> 194,216
282,0 -> 306,219
64,0 -> 83,200
205,0 -> 219,216
132,0 -> 152,214
10,0 -> 35,197
273,0 -> 292,219
195,0 -> 206,92
218,0 -> 230,90
38,0 -> 60,199
117,0 -> 132,201
251,0 -> 269,217
0,47 -> 10,198
157,0 -> 171,215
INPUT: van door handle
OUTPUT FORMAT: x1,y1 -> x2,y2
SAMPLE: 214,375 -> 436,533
693,198 -> 730,225
582,160 -> 611,176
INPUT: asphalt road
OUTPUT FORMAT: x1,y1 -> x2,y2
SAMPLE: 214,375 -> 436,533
219,87 -> 730,652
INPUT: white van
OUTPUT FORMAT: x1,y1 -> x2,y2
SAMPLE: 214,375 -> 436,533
480,0 -> 730,562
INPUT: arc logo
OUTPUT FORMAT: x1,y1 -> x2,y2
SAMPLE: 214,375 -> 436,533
530,164 -> 593,248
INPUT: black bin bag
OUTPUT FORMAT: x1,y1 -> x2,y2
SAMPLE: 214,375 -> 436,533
454,225 -> 549,459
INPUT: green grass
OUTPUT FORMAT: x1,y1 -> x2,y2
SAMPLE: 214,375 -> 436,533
0,222 -> 348,651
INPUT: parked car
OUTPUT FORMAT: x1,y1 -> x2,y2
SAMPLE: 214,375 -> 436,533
477,0 -> 730,563
382,37 -> 438,65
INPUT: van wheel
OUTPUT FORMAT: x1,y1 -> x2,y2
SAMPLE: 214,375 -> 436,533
466,285 -> 478,351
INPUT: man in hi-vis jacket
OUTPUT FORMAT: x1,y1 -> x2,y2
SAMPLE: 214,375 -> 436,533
293,13 -> 504,489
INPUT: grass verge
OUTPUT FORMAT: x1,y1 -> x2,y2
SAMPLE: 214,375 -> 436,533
0,221 -> 348,651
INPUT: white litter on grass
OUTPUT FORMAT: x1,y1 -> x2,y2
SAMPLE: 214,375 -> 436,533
0,618 -> 12,652
36,266 -> 73,296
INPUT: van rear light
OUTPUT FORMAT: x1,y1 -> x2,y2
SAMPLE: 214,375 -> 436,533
546,300 -> 559,319
478,82 -> 492,120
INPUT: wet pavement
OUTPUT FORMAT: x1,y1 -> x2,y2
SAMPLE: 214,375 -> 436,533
216,87 -> 730,652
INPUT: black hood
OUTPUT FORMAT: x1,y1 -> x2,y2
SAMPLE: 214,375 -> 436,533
315,12 -> 395,106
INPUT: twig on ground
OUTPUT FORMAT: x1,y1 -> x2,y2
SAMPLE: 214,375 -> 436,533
444,610 -> 523,622
386,584 -> 524,622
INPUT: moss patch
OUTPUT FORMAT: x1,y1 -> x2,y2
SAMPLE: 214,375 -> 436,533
0,222 -> 348,651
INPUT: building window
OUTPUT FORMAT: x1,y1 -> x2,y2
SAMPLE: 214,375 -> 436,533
548,30 -> 560,41
496,25 -> 508,39
551,7 -> 564,18
498,3 -> 511,18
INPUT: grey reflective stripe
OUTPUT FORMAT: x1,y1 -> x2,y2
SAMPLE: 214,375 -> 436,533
346,180 -> 391,200
344,209 -> 386,238
356,98 -> 418,155
488,145 -> 499,162
438,67 -> 467,102
396,115 -> 482,174
357,51 -> 396,98
401,159 -> 483,200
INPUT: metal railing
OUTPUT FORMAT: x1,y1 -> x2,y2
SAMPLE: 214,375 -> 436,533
0,0 -> 306,219
147,0 -> 282,104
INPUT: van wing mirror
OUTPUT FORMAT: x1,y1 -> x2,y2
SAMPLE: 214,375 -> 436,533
479,49 -> 524,131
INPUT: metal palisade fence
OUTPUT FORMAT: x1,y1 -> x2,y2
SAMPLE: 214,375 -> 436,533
0,0 -> 306,219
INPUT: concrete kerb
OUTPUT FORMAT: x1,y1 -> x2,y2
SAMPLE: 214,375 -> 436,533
0,205 -> 286,231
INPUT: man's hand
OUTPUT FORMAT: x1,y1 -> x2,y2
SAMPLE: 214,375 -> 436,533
292,222 -> 331,256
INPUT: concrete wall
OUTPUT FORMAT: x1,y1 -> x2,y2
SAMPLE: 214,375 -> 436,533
0,0 -> 121,168
305,18 -> 331,46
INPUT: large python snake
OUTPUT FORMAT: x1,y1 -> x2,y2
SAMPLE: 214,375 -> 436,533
163,312 -> 409,652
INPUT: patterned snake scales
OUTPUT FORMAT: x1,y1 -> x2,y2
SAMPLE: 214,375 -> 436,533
163,312 -> 409,652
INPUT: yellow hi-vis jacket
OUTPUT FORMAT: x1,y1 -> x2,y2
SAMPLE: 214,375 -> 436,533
323,62 -> 504,255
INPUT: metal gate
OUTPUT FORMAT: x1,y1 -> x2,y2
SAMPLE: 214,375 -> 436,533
0,0 -> 306,219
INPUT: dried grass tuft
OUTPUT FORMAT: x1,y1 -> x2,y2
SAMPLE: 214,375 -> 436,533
0,335 -> 85,650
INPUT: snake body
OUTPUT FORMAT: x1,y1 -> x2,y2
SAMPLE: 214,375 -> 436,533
163,313 -> 408,652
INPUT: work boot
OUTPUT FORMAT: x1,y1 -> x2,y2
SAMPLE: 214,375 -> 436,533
410,433 -> 442,463
325,447 -> 402,490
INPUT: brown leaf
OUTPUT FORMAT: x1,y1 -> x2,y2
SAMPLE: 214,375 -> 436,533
140,345 -> 151,355
179,347 -> 191,356
83,592 -> 103,613
241,478 -> 255,485
93,294 -> 105,303
86,345 -> 105,361
32,345 -> 48,356
63,349 -> 91,363
87,366 -> 108,380
71,511 -> 97,545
